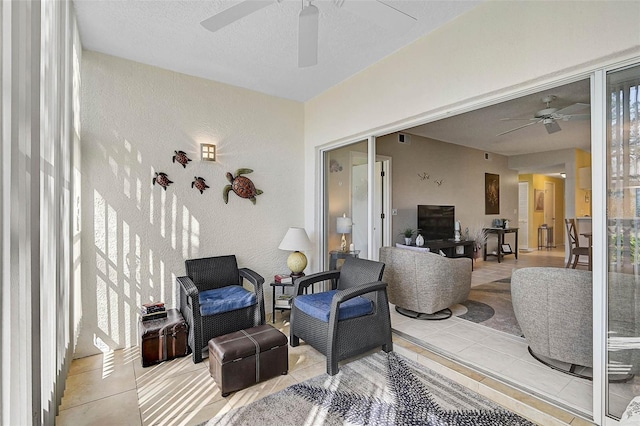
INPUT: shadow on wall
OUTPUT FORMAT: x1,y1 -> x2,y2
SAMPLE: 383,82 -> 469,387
84,137 -> 200,354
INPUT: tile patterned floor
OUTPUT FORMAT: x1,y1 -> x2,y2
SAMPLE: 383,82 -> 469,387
57,248 -> 602,425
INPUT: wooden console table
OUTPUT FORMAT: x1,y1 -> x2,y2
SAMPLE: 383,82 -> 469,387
483,227 -> 519,263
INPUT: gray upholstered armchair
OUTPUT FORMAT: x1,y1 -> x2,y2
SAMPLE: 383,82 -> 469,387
512,267 -> 592,374
177,255 -> 265,363
512,267 -> 639,379
379,246 -> 472,320
289,256 -> 392,375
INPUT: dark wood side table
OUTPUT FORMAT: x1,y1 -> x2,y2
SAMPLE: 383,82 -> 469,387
270,274 -> 315,323
483,227 -> 519,263
270,281 -> 295,324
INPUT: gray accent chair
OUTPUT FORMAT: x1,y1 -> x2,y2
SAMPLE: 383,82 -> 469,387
379,246 -> 472,320
512,267 -> 639,379
289,256 -> 392,376
512,267 -> 592,371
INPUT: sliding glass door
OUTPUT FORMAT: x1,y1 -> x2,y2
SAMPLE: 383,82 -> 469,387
324,140 -> 370,268
605,63 -> 640,420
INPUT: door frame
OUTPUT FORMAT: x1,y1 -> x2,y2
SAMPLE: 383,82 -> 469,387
518,181 -> 529,250
544,181 -> 556,245
349,150 -> 392,260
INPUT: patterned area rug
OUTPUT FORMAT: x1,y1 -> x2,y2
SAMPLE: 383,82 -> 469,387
202,351 -> 534,425
455,278 -> 523,337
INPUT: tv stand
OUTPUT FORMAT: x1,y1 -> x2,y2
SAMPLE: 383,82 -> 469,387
423,239 -> 475,261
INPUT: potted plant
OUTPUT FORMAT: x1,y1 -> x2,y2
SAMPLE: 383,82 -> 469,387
399,227 -> 417,245
469,227 -> 488,260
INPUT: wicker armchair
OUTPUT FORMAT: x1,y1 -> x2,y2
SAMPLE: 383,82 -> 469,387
177,255 -> 265,363
289,256 -> 392,375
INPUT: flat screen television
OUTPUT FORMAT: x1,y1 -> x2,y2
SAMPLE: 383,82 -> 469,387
417,205 -> 455,241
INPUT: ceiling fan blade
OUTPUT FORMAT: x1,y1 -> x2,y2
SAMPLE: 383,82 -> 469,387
500,117 -> 538,122
555,102 -> 590,116
298,4 -> 319,68
544,120 -> 562,134
496,120 -> 540,136
338,0 -> 416,30
201,1 -> 272,33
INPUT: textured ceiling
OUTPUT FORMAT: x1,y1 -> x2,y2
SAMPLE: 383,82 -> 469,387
73,0 -> 481,102
73,0 -> 590,160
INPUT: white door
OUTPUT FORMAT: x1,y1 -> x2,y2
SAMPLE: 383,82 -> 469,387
352,158 -> 390,260
518,182 -> 529,249
544,181 -> 555,245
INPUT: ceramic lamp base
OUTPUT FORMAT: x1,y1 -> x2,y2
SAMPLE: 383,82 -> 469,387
287,251 -> 307,275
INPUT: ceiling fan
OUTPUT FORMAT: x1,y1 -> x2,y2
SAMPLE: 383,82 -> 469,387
200,0 -> 417,68
496,95 -> 590,136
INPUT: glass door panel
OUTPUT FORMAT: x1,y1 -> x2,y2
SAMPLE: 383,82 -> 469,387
324,140 -> 369,269
606,63 -> 640,420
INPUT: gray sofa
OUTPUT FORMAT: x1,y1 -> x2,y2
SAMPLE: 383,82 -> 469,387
379,246 -> 472,320
512,267 -> 640,377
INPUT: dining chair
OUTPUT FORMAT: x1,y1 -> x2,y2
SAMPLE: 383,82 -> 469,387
565,218 -> 590,269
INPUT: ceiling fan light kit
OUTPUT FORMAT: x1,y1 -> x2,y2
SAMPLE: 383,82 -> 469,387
298,2 -> 319,68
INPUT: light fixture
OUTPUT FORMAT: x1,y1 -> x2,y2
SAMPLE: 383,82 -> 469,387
336,213 -> 352,252
278,227 -> 312,277
200,143 -> 216,161
560,172 -> 566,179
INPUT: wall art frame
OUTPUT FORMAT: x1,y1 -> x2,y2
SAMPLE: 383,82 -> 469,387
484,173 -> 500,215
534,189 -> 544,211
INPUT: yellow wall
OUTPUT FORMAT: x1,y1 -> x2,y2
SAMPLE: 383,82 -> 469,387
519,174 -> 565,248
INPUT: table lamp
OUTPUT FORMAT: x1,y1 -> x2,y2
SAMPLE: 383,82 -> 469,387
336,213 -> 352,252
278,227 -> 312,277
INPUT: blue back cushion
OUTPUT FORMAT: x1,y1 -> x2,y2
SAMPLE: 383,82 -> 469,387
199,285 -> 256,317
294,290 -> 373,323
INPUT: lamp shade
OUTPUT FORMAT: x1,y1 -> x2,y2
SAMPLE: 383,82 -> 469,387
278,227 -> 312,252
336,215 -> 352,234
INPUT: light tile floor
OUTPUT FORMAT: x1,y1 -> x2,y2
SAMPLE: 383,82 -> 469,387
57,248 -> 605,425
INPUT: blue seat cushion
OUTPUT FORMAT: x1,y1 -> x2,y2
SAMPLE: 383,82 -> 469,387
199,285 -> 256,317
294,290 -> 373,323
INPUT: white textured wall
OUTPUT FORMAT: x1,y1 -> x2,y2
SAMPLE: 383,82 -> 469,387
78,52 -> 304,357
303,1 -> 640,257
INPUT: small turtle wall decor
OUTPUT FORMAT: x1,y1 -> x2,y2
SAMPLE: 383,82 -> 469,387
152,172 -> 173,191
223,168 -> 263,205
192,176 -> 209,194
172,150 -> 192,168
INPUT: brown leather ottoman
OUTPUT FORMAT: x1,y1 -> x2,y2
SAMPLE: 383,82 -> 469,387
208,324 -> 288,397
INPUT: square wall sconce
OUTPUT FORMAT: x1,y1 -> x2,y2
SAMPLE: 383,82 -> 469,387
201,143 -> 216,162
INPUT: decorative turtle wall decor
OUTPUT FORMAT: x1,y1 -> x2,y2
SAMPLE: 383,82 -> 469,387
223,168 -> 263,205
152,172 -> 173,191
192,176 -> 209,194
172,150 -> 192,168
